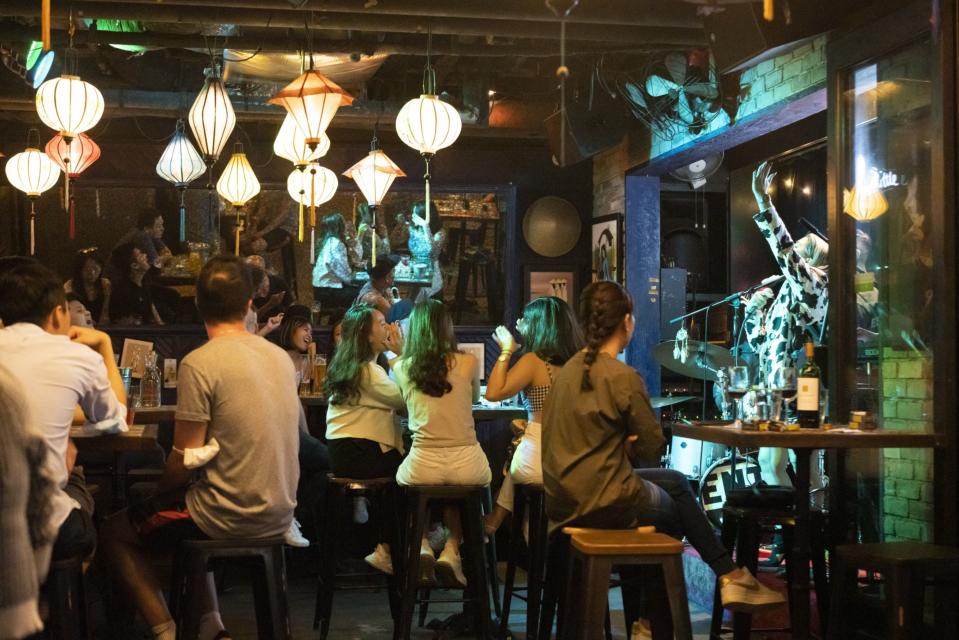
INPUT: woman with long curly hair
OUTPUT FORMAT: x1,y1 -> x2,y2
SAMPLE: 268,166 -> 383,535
393,300 -> 490,588
483,296 -> 583,534
542,281 -> 785,616
324,303 -> 406,573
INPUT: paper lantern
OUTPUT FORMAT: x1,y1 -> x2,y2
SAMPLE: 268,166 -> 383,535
4,137 -> 61,254
45,133 -> 101,239
344,144 -> 404,266
188,68 -> 236,165
216,143 -> 261,255
273,113 -> 330,169
395,94 -> 462,156
157,120 -> 207,242
843,186 -> 889,221
287,163 -> 338,242
268,68 -> 353,150
35,75 -> 104,139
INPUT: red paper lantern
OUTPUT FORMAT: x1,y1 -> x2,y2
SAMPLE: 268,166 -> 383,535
45,132 -> 101,239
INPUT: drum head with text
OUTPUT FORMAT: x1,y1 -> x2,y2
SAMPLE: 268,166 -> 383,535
698,455 -> 762,529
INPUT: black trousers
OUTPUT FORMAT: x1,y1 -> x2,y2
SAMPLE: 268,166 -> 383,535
328,437 -> 403,546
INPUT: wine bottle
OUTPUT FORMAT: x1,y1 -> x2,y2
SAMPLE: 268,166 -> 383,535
797,341 -> 821,428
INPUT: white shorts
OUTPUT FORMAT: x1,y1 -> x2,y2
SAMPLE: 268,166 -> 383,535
396,443 -> 492,487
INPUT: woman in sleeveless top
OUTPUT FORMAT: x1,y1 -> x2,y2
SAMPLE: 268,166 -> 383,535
483,296 -> 583,534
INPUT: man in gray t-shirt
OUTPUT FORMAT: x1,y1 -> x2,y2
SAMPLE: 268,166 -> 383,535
102,256 -> 299,640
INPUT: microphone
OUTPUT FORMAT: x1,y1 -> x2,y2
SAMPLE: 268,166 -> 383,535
760,274 -> 786,286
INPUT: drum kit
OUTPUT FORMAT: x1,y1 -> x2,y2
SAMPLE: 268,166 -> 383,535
652,339 -> 762,527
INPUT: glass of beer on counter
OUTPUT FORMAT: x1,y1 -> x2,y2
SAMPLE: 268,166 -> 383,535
311,355 -> 327,395
298,354 -> 313,395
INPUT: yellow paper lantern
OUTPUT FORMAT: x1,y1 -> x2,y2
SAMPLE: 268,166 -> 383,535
216,143 -> 261,255
843,185 -> 889,221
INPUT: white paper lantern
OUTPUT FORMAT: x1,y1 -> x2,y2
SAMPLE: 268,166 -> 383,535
35,75 -> 104,139
4,141 -> 61,254
269,69 -> 353,150
273,114 -> 330,169
343,149 -> 405,207
189,68 -> 236,165
216,143 -> 260,207
287,163 -> 338,207
157,121 -> 206,188
395,94 -> 462,155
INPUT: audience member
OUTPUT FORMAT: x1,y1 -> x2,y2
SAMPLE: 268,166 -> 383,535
63,248 -> 111,325
110,242 -> 164,326
313,213 -> 357,310
66,293 -> 95,328
483,296 -> 583,535
101,256 -> 300,640
324,304 -> 406,574
542,281 -> 785,613
277,305 -> 313,382
0,363 -> 58,639
115,208 -> 173,270
245,254 -> 293,316
355,254 -> 400,317
393,300 -> 490,588
0,257 -> 127,567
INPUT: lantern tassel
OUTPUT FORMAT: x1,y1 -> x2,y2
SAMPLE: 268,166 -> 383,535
234,210 -> 241,256
179,190 -> 187,243
310,226 -> 316,264
298,199 -> 304,242
423,155 -> 431,225
69,193 -> 76,240
371,205 -> 377,267
29,201 -> 36,256
310,173 -> 316,228
764,0 -> 774,22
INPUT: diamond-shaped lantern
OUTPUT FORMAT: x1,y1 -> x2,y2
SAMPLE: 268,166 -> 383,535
343,141 -> 404,267
216,143 -> 261,255
157,120 -> 207,242
269,66 -> 353,151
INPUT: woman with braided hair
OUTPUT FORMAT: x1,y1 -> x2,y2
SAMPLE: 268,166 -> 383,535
542,281 -> 786,613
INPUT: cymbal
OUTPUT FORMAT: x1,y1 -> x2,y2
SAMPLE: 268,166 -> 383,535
650,395 -> 697,409
653,340 -> 734,382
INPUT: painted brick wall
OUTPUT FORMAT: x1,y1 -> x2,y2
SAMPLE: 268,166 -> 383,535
592,131 -> 651,218
881,348 -> 935,542
649,35 -> 828,159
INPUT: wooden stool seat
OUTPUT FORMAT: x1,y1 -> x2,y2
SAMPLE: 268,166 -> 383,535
567,529 -> 682,556
327,475 -> 397,488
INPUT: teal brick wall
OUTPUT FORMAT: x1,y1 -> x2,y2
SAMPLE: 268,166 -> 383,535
649,35 -> 827,159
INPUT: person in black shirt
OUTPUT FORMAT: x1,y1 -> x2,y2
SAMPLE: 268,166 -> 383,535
109,243 -> 163,326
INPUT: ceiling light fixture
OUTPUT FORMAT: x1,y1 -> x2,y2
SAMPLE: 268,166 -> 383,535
216,142 -> 261,255
45,132 -> 101,239
5,129 -> 61,255
344,129 -> 405,267
157,119 -> 207,242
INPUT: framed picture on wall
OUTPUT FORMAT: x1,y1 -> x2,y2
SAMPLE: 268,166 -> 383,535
591,213 -> 623,283
525,266 -> 577,305
459,343 -> 486,383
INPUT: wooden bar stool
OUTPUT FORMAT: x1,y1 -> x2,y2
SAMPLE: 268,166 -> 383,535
168,537 -> 290,640
560,528 -> 692,640
709,505 -> 829,639
501,483 -> 549,639
313,475 -> 401,639
45,555 -> 89,640
828,542 -> 959,640
397,485 -> 495,640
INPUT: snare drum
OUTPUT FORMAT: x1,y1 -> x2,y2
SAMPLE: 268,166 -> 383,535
669,436 -> 725,478
698,455 -> 763,528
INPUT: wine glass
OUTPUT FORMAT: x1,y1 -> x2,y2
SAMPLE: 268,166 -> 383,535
726,366 -> 750,422
772,367 -> 797,422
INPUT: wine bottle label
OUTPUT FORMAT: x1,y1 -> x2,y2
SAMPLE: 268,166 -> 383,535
797,377 -> 820,412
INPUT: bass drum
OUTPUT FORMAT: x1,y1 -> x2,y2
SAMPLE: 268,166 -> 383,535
669,436 -> 726,478
698,455 -> 763,529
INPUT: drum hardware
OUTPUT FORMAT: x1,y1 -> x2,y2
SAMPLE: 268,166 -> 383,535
652,340 -> 734,382
650,395 -> 697,409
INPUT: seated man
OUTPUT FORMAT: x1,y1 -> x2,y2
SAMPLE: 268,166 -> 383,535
355,254 -> 400,317
0,257 -> 127,564
101,256 -> 300,640
115,208 -> 173,271
110,242 -> 164,326
245,254 -> 293,316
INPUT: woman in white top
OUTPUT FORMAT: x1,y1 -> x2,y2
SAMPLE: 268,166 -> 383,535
324,304 -> 405,573
483,296 -> 583,535
312,213 -> 358,310
393,300 -> 491,588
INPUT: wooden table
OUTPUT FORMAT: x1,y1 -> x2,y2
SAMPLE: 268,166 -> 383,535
131,405 -> 176,424
669,421 -> 941,640
71,424 -> 160,452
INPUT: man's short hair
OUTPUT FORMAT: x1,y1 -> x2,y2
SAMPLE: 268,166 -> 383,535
196,255 -> 254,323
137,208 -> 163,230
0,256 -> 67,326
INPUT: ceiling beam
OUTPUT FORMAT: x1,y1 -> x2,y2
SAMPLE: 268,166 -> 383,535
0,1 -> 705,46
0,23 -> 668,57
71,0 -> 702,29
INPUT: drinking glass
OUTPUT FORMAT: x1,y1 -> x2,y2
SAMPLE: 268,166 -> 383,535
298,354 -> 312,395
772,367 -> 797,421
311,355 -> 328,395
725,365 -> 750,422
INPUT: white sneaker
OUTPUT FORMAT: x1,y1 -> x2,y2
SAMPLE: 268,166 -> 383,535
364,543 -> 393,575
284,518 -> 309,548
630,618 -> 652,640
435,547 -> 468,589
419,542 -> 438,585
720,567 -> 786,613
353,496 -> 369,524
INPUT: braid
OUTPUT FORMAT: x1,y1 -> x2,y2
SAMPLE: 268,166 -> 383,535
579,281 -> 633,391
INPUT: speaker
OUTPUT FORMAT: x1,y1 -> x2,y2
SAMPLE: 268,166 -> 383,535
544,93 -> 627,166
703,2 -> 831,74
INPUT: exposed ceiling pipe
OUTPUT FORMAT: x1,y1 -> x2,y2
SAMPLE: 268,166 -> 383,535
0,26 -> 665,57
2,1 -> 705,45
72,0 -> 702,29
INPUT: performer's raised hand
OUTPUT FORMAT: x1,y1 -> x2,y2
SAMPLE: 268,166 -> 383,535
752,161 -> 777,209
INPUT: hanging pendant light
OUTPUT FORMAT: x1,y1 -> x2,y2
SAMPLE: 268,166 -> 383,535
157,119 -> 207,242
395,28 -> 462,225
273,113 -> 330,170
188,65 -> 236,167
344,134 -> 404,267
287,163 -> 338,244
5,129 -> 61,255
45,132 -> 100,239
216,142 -> 261,255
269,55 -> 354,151
843,155 -> 889,221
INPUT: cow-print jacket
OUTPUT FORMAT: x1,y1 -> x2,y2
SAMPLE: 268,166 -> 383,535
743,205 -> 829,388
